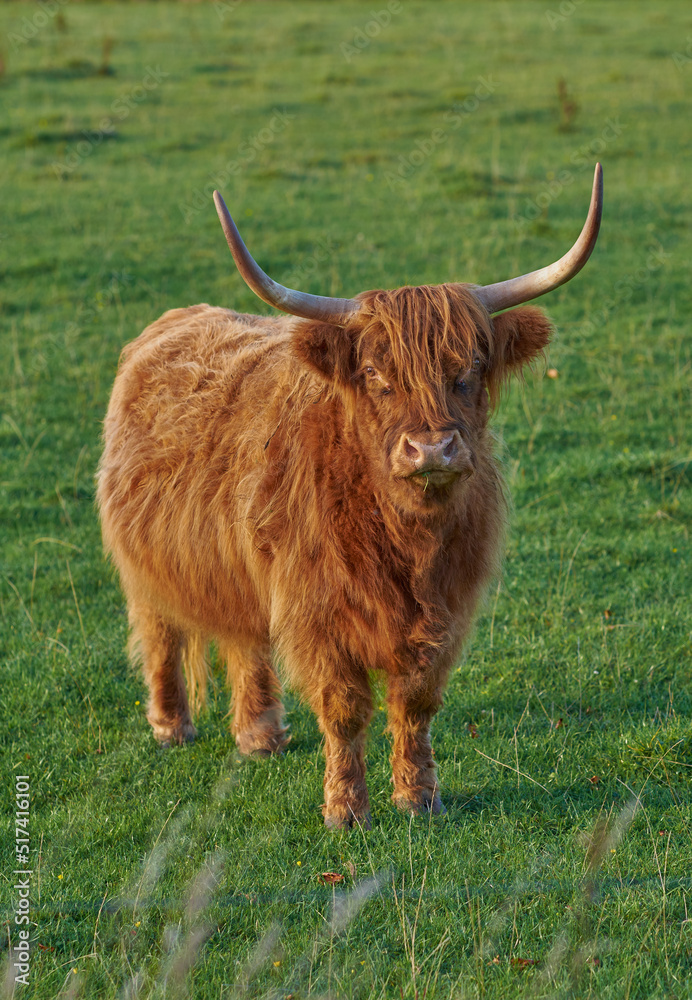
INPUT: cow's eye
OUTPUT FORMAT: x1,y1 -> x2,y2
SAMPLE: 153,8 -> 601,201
454,362 -> 481,395
363,364 -> 392,395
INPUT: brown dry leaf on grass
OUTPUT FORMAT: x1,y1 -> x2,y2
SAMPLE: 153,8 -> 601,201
319,872 -> 344,885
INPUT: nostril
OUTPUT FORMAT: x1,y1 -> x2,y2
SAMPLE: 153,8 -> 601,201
403,438 -> 420,461
442,436 -> 458,460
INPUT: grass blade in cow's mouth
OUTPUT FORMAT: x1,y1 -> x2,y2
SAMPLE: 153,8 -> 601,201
408,469 -> 469,489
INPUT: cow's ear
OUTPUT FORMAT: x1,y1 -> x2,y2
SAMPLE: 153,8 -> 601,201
292,321 -> 356,386
491,305 -> 553,373
485,306 -> 553,405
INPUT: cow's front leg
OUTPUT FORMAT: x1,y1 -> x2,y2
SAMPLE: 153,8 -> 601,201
386,673 -> 445,815
312,669 -> 373,830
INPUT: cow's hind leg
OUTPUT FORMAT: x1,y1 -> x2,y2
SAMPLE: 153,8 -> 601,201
128,600 -> 196,746
309,667 -> 373,830
386,674 -> 445,815
223,642 -> 288,756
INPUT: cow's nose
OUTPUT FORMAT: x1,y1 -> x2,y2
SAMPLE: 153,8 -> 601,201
404,432 -> 461,470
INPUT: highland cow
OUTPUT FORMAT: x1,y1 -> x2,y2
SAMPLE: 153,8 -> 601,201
97,165 -> 602,828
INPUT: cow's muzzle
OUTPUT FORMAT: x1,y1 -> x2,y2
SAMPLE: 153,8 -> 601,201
392,430 -> 474,488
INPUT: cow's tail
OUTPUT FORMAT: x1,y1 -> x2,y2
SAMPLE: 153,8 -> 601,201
182,631 -> 210,717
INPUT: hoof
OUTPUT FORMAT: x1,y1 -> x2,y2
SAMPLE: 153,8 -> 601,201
238,745 -> 285,760
323,806 -> 372,831
153,722 -> 197,748
393,791 -> 446,816
149,711 -> 197,746
235,727 -> 290,757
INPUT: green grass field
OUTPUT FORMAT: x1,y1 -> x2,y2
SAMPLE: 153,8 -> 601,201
1,2 -> 691,997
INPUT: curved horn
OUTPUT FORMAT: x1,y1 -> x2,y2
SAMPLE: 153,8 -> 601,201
474,163 -> 603,314
213,191 -> 360,325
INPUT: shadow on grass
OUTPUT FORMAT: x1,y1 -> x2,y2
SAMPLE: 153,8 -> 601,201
12,129 -> 119,150
20,62 -> 115,80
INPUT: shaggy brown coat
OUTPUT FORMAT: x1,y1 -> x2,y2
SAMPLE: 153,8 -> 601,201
97,283 -> 551,827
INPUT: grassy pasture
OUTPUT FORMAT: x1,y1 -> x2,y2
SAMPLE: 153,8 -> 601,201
0,1 -> 691,997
